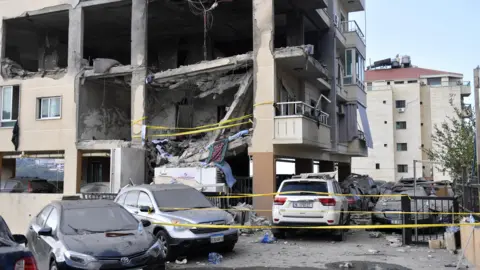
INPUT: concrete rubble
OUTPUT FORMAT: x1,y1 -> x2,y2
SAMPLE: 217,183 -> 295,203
1,58 -> 66,80
228,203 -> 271,235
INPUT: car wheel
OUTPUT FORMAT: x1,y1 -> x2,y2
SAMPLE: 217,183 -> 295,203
156,230 -> 175,261
50,261 -> 58,270
221,242 -> 236,253
333,216 -> 346,242
272,229 -> 287,239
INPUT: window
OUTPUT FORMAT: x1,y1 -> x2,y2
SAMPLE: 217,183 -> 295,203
137,192 -> 153,209
384,121 -> 387,124
383,100 -> 386,104
45,209 -> 59,231
387,81 -> 391,85
397,164 -> 408,173
367,82 -> 372,91
115,193 -> 127,205
420,101 -> 423,105
395,100 -> 406,108
36,206 -> 53,226
427,78 -> 441,86
37,97 -> 61,119
344,49 -> 353,84
396,121 -> 407,129
124,191 -> 140,208
375,163 -> 380,169
394,81 -> 404,84
356,50 -> 365,84
397,143 -> 408,151
384,144 -> 387,147
408,80 -> 418,84
0,86 -> 20,127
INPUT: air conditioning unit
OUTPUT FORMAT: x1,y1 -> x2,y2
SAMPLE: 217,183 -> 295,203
338,104 -> 345,115
398,108 -> 405,113
420,82 -> 426,86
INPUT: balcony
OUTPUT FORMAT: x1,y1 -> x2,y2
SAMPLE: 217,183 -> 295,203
340,21 -> 366,58
336,82 -> 347,101
273,102 -> 331,148
344,79 -> 367,106
347,130 -> 368,157
461,104 -> 473,118
460,81 -> 471,96
341,0 -> 365,12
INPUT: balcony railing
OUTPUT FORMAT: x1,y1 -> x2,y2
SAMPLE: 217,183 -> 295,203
429,80 -> 471,87
357,130 -> 366,141
340,20 -> 366,45
276,101 -> 329,126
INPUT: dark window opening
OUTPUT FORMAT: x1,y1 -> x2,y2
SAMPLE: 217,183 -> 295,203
387,81 -> 391,85
394,81 -> 404,84
375,163 -> 380,169
384,144 -> 387,147
396,121 -> 407,129
383,100 -> 386,104
396,143 -> 408,151
407,80 -> 418,84
397,164 -> 408,173
384,121 -> 387,124
217,106 -> 227,122
395,100 -> 406,108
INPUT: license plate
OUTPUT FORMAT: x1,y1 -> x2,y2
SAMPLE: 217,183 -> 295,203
293,201 -> 313,208
210,234 -> 224,244
391,220 -> 402,225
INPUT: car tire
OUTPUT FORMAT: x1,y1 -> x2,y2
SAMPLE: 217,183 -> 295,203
50,261 -> 58,270
272,229 -> 287,239
333,215 -> 346,242
221,242 -> 236,253
156,230 -> 176,262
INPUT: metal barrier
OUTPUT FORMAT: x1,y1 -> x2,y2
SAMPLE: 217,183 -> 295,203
459,183 -> 480,214
228,177 -> 253,206
402,195 -> 459,245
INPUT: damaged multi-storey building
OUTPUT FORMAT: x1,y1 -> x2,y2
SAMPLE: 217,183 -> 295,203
0,0 -> 369,231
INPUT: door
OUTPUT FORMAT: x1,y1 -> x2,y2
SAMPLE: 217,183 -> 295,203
136,192 -> 156,232
37,208 -> 59,269
28,205 -> 52,267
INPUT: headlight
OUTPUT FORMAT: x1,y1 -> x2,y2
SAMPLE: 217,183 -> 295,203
226,214 -> 235,225
64,250 -> 97,268
147,240 -> 163,258
171,219 -> 191,231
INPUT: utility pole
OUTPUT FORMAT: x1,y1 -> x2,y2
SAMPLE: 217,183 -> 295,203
474,66 -> 480,183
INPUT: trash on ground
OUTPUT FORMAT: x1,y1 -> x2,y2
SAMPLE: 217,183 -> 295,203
428,239 -> 445,249
369,231 -> 382,238
175,258 -> 187,265
208,252 -> 223,265
339,262 -> 354,268
259,231 -> 276,244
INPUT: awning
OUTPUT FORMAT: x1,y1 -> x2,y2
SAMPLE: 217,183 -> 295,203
357,103 -> 373,148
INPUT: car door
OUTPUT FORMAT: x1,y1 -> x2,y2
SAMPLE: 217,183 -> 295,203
136,191 -> 156,232
37,207 -> 59,269
28,205 -> 53,266
123,190 -> 140,218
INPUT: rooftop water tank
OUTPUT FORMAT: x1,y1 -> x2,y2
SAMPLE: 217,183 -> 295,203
401,55 -> 411,67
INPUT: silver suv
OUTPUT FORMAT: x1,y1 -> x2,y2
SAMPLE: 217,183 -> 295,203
114,184 -> 238,261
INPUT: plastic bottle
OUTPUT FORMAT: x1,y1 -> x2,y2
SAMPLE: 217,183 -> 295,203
208,252 -> 223,264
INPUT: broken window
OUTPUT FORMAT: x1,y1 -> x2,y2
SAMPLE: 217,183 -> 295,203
83,2 -> 132,66
3,11 -> 69,72
37,97 -> 61,120
0,85 -> 19,127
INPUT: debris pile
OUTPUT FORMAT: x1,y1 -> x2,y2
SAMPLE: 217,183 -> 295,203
1,58 -> 66,79
229,202 -> 271,235
386,234 -> 402,247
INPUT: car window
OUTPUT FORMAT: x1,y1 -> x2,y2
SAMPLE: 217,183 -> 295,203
153,188 -> 213,211
137,192 -> 153,209
350,188 -> 358,195
44,209 -> 59,231
280,181 -> 328,196
116,193 -> 127,205
61,206 -> 139,235
124,191 -> 140,208
36,205 -> 53,227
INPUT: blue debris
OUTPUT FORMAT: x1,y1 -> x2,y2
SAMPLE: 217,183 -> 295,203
208,252 -> 223,264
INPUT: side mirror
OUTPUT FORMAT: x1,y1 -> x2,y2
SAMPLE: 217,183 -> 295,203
38,227 -> 52,236
12,234 -> 27,245
141,219 -> 151,227
139,206 -> 153,213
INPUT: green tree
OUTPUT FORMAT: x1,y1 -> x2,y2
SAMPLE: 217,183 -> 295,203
423,97 -> 475,181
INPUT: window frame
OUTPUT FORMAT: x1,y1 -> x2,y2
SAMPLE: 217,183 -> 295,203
396,121 -> 407,130
397,164 -> 408,173
0,85 -> 20,128
37,96 -> 62,120
36,205 -> 53,227
44,207 -> 59,233
396,143 -> 408,151
395,100 -> 406,108
124,191 -> 140,208
137,191 -> 154,209
344,49 -> 354,85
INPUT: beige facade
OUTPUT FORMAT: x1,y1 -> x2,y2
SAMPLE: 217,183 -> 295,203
352,68 -> 471,181
0,0 -> 367,232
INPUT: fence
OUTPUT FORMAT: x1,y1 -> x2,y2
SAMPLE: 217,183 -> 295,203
458,183 -> 480,215
401,195 -> 459,245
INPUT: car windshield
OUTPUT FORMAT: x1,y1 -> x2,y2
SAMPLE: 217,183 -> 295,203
280,181 -> 328,196
392,188 -> 427,196
153,189 -> 213,211
61,206 -> 139,235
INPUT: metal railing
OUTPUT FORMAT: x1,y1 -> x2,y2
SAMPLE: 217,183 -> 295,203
340,20 -> 366,44
357,130 -> 366,141
429,80 -> 471,87
275,101 -> 329,125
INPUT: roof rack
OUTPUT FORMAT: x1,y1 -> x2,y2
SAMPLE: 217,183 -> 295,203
291,171 -> 337,180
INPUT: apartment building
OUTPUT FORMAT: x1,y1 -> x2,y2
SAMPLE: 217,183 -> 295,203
352,56 -> 471,181
0,0 -> 368,231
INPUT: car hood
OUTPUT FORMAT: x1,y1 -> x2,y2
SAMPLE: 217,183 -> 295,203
161,209 -> 230,224
62,230 -> 153,257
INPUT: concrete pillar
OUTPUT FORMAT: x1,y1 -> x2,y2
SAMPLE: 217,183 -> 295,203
63,147 -> 80,195
338,162 -> 351,182
295,158 -> 313,174
0,19 -> 5,61
319,160 -> 335,172
286,9 -> 304,46
67,7 -> 84,74
251,0 -> 276,215
326,0 -> 338,150
131,0 -> 148,140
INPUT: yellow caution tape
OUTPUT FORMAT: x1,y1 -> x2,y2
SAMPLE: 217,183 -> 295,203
133,121 -> 252,138
253,101 -> 275,107
131,116 -> 147,126
151,221 -> 471,230
146,115 -> 252,130
206,191 -> 410,199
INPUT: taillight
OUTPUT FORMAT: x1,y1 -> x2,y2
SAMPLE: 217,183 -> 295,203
27,182 -> 32,193
319,198 -> 336,206
15,256 -> 38,270
274,197 -> 286,205
347,198 -> 355,204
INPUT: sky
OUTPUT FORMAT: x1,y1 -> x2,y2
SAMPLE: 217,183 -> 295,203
272,0 -> 480,175
350,0 -> 480,104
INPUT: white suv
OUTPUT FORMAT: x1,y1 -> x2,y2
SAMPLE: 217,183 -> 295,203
271,172 -> 349,241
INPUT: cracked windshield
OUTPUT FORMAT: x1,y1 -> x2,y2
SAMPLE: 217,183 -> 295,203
1,0 -> 479,269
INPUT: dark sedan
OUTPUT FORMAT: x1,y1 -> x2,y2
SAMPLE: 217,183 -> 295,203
26,199 -> 165,270
0,215 -> 38,270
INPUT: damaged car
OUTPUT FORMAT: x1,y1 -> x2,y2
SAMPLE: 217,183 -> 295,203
115,184 -> 238,261
341,174 -> 379,203
0,215 -> 38,270
26,199 -> 165,270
